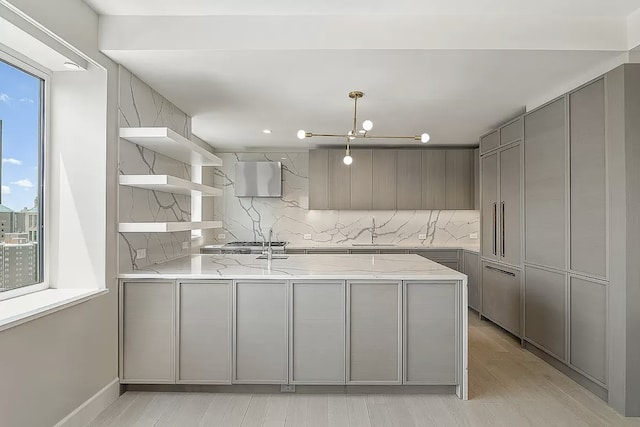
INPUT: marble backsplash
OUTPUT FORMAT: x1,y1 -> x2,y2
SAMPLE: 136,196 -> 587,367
118,66 -> 193,271
211,152 -> 480,247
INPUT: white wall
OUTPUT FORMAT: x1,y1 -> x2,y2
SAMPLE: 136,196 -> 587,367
0,0 -> 119,426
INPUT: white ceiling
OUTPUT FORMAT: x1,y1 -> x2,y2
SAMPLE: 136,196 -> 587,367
85,0 -> 640,150
85,0 -> 640,17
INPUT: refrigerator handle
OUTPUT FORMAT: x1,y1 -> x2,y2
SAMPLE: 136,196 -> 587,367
501,201 -> 506,257
492,202 -> 497,256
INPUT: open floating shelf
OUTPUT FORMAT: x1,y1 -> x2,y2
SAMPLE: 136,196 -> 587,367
119,175 -> 222,197
119,127 -> 223,166
119,221 -> 223,233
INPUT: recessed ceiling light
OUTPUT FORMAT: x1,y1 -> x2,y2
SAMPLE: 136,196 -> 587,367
63,61 -> 82,70
262,129 -> 272,134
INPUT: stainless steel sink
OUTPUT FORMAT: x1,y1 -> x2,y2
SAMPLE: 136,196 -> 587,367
256,255 -> 289,260
351,243 -> 397,247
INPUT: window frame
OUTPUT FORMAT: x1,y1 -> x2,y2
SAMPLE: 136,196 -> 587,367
0,47 -> 49,302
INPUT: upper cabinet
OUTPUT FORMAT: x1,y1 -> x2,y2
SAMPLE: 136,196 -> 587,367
499,117 -> 523,146
480,130 -> 499,154
372,150 -> 398,210
524,98 -> 567,270
421,150 -> 446,209
445,150 -> 475,209
569,79 -> 607,279
309,148 -> 476,210
350,149 -> 373,210
396,150 -> 422,210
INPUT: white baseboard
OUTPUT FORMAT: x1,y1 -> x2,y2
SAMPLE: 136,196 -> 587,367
54,378 -> 120,427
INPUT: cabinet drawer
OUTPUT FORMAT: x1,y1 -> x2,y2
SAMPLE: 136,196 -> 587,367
480,130 -> 499,154
481,262 -> 521,336
500,118 -> 523,145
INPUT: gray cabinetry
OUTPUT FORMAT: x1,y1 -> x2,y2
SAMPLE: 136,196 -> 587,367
347,281 -> 402,384
524,266 -> 566,360
480,130 -> 499,154
234,281 -> 288,384
309,148 -> 474,210
177,281 -> 231,384
290,281 -> 345,384
481,152 -> 499,260
500,117 -> 523,145
121,281 -> 175,383
350,149 -> 373,210
328,149 -> 351,210
499,144 -> 521,266
570,276 -> 607,384
421,150 -> 446,209
570,79 -> 607,278
404,282 -> 457,384
413,249 -> 460,271
445,149 -> 474,209
308,149 -> 328,209
463,251 -> 480,311
372,150 -> 397,210
524,98 -> 567,269
396,150 -> 422,209
481,262 -> 521,336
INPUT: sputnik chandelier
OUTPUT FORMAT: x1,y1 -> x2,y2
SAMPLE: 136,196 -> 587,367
297,91 -> 430,165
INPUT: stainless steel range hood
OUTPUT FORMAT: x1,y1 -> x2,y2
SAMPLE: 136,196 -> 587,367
234,161 -> 282,197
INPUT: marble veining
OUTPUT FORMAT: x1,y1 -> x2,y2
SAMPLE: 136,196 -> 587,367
119,254 -> 466,281
211,152 -> 480,247
118,66 -> 193,271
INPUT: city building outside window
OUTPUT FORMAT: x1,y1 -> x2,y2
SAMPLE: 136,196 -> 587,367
0,54 -> 45,297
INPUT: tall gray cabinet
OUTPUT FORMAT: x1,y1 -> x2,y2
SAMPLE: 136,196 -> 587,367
479,118 -> 522,336
479,72 -> 628,410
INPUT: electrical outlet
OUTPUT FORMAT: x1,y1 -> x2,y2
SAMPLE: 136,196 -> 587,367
470,233 -> 479,239
418,233 -> 427,240
303,234 -> 312,240
136,249 -> 146,259
280,384 -> 295,393
182,241 -> 189,250
217,233 -> 226,240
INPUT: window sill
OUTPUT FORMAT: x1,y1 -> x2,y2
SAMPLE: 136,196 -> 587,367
0,288 -> 108,332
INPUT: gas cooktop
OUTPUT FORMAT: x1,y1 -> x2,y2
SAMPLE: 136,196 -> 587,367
223,241 -> 287,247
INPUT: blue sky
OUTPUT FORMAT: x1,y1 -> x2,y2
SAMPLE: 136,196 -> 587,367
0,59 -> 40,212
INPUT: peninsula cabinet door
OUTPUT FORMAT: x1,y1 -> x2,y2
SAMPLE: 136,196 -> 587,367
234,281 -> 288,384
347,281 -> 402,384
403,282 -> 458,384
177,281 -> 232,384
290,281 -> 345,384
121,281 -> 175,383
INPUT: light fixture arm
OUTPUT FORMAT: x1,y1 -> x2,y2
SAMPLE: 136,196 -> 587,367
296,90 -> 431,158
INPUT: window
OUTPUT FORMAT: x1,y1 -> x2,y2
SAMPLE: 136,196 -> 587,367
0,56 -> 45,296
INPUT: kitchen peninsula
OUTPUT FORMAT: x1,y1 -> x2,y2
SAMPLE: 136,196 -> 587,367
119,253 -> 468,399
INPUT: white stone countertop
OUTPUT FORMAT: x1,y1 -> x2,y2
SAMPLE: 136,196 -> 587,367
119,254 -> 468,281
201,243 -> 480,253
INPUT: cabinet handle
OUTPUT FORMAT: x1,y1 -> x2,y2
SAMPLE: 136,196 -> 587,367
485,265 -> 516,277
501,201 -> 505,257
492,202 -> 497,256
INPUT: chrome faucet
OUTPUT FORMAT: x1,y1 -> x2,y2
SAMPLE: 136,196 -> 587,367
264,227 -> 273,263
371,217 -> 376,244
